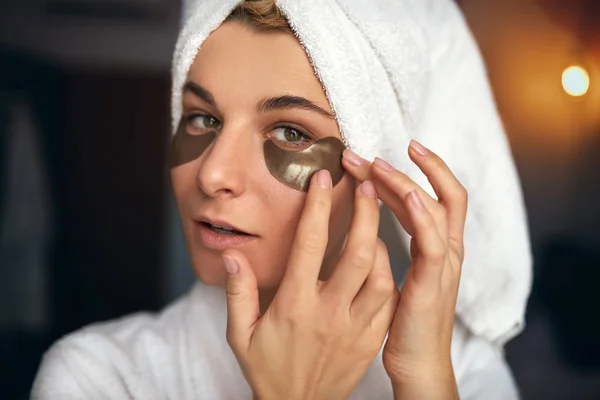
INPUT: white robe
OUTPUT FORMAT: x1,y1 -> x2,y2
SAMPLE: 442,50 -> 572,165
32,281 -> 519,399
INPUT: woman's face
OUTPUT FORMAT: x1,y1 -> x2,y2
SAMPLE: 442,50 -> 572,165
171,21 -> 355,290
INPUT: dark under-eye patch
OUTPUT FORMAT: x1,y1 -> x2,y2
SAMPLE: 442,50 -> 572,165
169,119 -> 216,168
264,136 -> 346,192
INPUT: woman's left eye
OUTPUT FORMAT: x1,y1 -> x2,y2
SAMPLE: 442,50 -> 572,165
271,127 -> 312,149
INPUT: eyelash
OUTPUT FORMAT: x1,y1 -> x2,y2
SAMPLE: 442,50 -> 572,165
184,113 -> 314,149
270,126 -> 312,149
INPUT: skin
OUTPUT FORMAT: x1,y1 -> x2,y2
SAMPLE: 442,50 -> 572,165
171,20 -> 465,400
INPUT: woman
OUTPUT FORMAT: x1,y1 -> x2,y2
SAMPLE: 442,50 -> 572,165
32,0 -> 532,399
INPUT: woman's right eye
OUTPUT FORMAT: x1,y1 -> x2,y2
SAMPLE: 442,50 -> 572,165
186,114 -> 222,134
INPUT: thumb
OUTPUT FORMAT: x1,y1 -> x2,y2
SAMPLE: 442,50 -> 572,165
222,250 -> 260,352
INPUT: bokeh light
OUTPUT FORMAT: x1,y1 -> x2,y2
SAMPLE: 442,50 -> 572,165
562,65 -> 590,97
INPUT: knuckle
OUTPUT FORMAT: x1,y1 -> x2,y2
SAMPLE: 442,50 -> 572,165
349,249 -> 373,271
312,195 -> 331,211
281,306 -> 308,329
426,242 -> 447,262
299,231 -> 325,253
282,312 -> 302,328
225,330 -> 241,351
369,276 -> 396,296
279,292 -> 304,315
314,322 -> 337,346
226,283 -> 246,299
452,183 -> 468,204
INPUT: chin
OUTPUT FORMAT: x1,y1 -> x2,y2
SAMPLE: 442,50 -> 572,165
193,251 -> 286,290
191,251 -> 227,288
194,268 -> 227,288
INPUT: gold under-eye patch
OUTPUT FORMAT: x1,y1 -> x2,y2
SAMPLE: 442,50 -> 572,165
264,136 -> 346,192
169,119 -> 216,168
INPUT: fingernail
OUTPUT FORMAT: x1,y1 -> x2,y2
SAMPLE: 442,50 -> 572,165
360,180 -> 377,199
408,190 -> 424,210
316,169 -> 332,189
222,255 -> 239,274
409,140 -> 429,156
343,149 -> 365,166
374,157 -> 394,172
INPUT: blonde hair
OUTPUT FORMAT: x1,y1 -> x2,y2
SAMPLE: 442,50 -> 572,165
226,0 -> 292,33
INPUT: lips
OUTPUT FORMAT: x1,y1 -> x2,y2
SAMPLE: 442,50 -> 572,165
196,217 -> 256,236
201,221 -> 250,236
193,217 -> 258,251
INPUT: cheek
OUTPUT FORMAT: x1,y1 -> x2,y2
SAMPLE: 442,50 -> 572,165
170,164 -> 197,206
253,183 -> 306,287
258,173 -> 355,287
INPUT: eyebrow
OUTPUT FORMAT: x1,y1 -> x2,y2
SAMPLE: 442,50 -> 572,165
258,95 -> 334,119
183,82 -> 217,108
183,81 -> 334,119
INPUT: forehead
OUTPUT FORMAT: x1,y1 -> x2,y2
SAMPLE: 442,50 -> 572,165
187,21 -> 332,113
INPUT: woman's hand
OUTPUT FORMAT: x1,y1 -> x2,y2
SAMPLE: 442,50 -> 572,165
222,170 -> 399,400
342,140 -> 467,400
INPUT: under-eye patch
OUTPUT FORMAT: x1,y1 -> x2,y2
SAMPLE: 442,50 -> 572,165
169,119 -> 216,168
264,136 -> 346,192
169,118 -> 346,192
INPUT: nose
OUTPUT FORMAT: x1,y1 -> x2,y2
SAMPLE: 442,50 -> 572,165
196,127 -> 252,199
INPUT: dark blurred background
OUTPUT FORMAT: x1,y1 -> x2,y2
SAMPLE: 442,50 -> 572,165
0,0 -> 599,399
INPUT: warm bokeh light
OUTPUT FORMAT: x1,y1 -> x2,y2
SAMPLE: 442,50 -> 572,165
562,65 -> 590,97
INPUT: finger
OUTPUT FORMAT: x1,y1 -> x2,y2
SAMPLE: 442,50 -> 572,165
223,250 -> 260,353
369,158 -> 446,240
341,149 -> 373,182
324,180 -> 380,304
343,149 -> 434,212
405,190 -> 447,284
350,239 -> 397,325
280,169 -> 332,296
343,151 -> 415,236
407,140 -> 468,246
344,149 -> 448,243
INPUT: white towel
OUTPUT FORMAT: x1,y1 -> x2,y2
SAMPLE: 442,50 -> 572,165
171,0 -> 533,347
